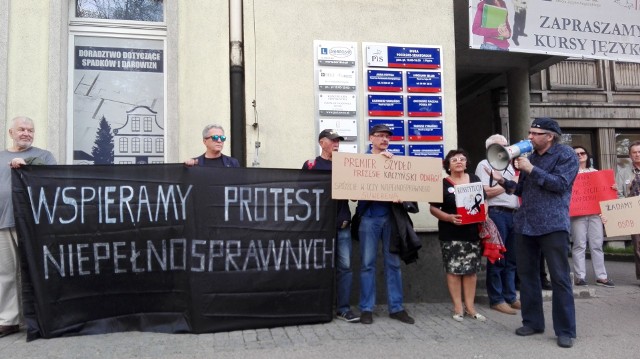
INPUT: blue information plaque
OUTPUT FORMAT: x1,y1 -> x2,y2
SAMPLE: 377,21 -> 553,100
368,95 -> 404,117
368,143 -> 405,156
408,120 -> 443,141
367,70 -> 403,92
407,96 -> 442,117
407,71 -> 442,93
368,119 -> 405,141
387,46 -> 440,69
408,144 -> 444,158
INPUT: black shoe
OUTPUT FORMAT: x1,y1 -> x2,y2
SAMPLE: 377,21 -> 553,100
389,310 -> 415,324
542,279 -> 552,291
596,279 -> 615,288
515,326 -> 544,336
0,324 -> 19,338
575,279 -> 588,287
557,336 -> 574,348
521,33 -> 528,37
513,38 -> 519,46
336,310 -> 360,323
360,311 -> 373,325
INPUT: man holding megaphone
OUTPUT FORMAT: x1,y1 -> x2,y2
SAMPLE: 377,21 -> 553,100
486,117 -> 579,349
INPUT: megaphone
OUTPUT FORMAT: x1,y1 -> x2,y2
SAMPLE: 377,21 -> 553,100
486,140 -> 533,171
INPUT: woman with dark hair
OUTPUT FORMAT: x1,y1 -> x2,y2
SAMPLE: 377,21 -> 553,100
430,149 -> 486,322
571,146 -> 614,287
471,0 -> 511,51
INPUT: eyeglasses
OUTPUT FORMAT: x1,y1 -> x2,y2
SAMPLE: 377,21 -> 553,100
528,131 -> 549,136
208,135 -> 227,142
575,151 -> 587,156
450,157 -> 467,163
371,133 -> 390,139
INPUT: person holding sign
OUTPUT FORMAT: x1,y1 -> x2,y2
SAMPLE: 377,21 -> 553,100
356,124 -> 414,325
430,149 -> 486,322
471,0 -> 511,51
488,118 -> 578,348
1,116 -> 56,338
615,140 -> 640,282
184,124 -> 240,168
302,129 -> 359,323
570,146 -> 614,288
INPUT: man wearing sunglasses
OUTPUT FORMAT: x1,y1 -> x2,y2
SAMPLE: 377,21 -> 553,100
488,117 -> 579,348
184,124 -> 240,168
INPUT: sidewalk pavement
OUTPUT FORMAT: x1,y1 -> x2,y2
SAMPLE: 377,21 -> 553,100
2,260 -> 639,359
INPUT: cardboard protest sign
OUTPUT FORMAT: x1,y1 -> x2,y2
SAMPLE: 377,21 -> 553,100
454,182 -> 485,224
570,169 -> 617,217
599,196 -> 640,237
331,152 -> 442,202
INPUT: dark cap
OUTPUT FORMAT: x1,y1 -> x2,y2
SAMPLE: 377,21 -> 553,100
531,117 -> 562,135
369,124 -> 392,136
318,129 -> 344,141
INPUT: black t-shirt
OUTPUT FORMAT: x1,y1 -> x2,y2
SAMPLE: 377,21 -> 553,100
202,157 -> 225,168
430,173 -> 482,242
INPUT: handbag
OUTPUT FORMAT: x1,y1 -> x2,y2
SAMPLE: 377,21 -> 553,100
478,216 -> 506,264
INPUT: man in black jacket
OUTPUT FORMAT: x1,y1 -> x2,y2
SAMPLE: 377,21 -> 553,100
184,124 -> 240,168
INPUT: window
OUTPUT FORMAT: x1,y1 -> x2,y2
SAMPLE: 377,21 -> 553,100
144,138 -> 152,153
75,0 -> 164,22
562,131 -> 597,167
131,137 -> 140,153
155,138 -> 164,152
143,116 -> 152,132
69,1 -> 166,164
615,131 -> 640,175
119,137 -> 128,152
131,117 -> 140,132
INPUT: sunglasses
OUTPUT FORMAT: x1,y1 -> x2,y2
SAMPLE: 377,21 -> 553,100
208,135 -> 227,142
575,151 -> 587,156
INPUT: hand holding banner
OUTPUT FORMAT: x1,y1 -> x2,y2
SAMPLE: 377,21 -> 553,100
569,169 -> 617,217
600,196 -> 640,237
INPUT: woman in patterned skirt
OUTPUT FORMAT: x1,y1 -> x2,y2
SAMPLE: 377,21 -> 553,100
430,149 -> 486,322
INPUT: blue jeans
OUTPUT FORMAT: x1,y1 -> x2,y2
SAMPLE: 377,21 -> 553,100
358,214 -> 404,313
486,209 -> 517,305
517,231 -> 576,338
336,227 -> 353,314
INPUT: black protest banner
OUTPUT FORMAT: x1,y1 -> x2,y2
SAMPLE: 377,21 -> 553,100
12,165 -> 335,340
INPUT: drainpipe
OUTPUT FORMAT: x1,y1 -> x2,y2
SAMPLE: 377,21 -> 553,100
229,0 -> 246,166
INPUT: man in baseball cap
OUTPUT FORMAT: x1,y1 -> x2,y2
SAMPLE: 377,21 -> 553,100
369,124 -> 393,136
302,129 -> 359,323
318,129 -> 345,141
530,117 -> 562,135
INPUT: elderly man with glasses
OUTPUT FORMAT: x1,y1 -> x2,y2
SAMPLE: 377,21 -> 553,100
488,118 -> 579,349
184,124 -> 240,168
475,134 -> 520,316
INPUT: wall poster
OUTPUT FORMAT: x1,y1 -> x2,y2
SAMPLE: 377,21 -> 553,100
71,36 -> 165,165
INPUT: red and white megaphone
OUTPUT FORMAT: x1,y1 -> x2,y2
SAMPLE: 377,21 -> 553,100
486,140 -> 533,171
